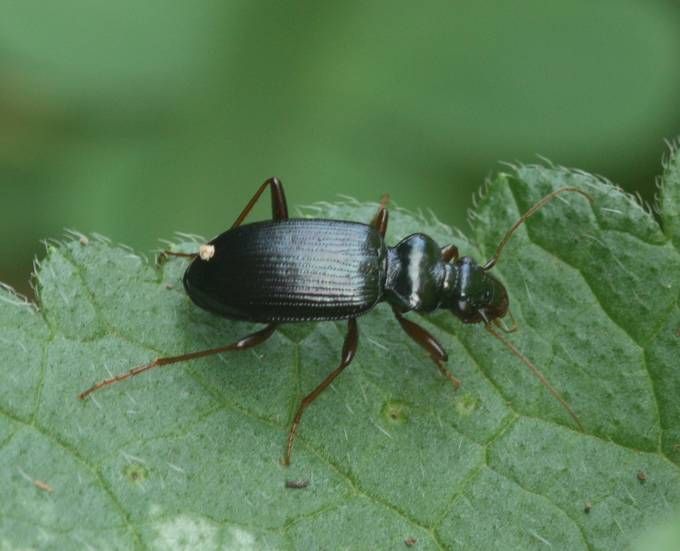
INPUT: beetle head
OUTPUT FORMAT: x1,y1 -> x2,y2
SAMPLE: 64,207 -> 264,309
448,188 -> 592,324
446,256 -> 508,324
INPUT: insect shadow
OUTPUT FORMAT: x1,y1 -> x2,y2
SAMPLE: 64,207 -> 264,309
79,178 -> 592,465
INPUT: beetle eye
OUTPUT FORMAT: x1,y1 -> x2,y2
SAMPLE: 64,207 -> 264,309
482,289 -> 492,302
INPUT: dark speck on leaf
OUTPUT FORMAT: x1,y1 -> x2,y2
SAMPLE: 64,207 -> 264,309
285,479 -> 309,489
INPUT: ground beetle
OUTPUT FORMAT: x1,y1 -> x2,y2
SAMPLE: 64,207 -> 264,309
80,177 -> 591,464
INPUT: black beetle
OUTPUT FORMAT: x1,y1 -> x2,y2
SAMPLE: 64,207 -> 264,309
80,177 -> 590,464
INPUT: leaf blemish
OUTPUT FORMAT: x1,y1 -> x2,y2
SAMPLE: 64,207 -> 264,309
455,393 -> 480,416
34,479 -> 54,493
124,463 -> 148,484
382,400 -> 409,424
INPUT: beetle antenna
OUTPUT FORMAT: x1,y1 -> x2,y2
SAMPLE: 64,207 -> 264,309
484,323 -> 585,432
482,187 -> 592,270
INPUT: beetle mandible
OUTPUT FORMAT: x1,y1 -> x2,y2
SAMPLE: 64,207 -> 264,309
79,177 -> 591,464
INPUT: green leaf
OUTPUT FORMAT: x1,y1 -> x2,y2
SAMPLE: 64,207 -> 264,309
633,511 -> 680,551
3,145 -> 680,549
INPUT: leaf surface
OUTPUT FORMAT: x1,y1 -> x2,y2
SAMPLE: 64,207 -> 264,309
2,147 -> 680,549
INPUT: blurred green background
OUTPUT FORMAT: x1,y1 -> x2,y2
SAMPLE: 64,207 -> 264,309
2,1 -> 680,297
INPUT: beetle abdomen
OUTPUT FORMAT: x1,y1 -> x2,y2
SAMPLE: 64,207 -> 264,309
183,219 -> 387,322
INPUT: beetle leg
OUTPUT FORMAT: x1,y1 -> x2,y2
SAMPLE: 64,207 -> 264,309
231,177 -> 289,229
159,178 -> 288,261
158,178 -> 287,262
441,244 -> 459,263
284,318 -> 358,465
391,306 -> 461,389
156,251 -> 197,265
369,194 -> 390,237
78,324 -> 277,400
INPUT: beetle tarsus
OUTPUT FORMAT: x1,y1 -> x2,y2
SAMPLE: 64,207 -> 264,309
79,360 -> 160,400
157,250 -> 197,266
436,359 -> 462,389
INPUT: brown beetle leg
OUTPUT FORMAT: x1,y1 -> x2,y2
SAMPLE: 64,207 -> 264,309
158,177 -> 289,263
285,318 -> 358,465
441,244 -> 459,263
232,176 -> 289,229
392,307 -> 461,389
79,324 -> 278,400
369,194 -> 389,237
